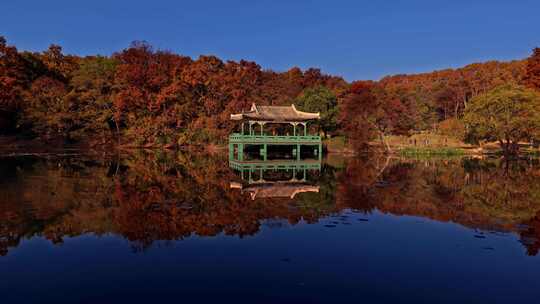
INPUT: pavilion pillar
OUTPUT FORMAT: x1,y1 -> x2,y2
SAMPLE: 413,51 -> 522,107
238,144 -> 244,161
296,144 -> 301,161
241,122 -> 244,135
261,143 -> 267,161
301,122 -> 307,136
318,143 -> 322,161
249,121 -> 254,136
291,122 -> 298,136
260,122 -> 266,136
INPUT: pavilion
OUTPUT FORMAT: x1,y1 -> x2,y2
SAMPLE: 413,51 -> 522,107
229,103 -> 322,161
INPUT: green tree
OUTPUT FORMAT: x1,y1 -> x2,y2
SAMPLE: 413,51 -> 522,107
68,56 -> 119,140
294,86 -> 338,137
463,84 -> 540,156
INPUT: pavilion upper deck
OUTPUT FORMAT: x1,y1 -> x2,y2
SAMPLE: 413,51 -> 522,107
229,103 -> 322,141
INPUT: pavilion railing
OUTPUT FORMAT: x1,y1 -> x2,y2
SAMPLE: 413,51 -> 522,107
229,133 -> 321,144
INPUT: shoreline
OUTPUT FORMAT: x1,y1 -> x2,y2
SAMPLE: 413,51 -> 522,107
1,135 -> 538,157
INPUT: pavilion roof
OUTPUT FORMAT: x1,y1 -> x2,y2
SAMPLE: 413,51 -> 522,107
230,103 -> 320,122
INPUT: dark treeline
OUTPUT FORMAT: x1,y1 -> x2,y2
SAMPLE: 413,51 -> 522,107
1,36 -> 539,149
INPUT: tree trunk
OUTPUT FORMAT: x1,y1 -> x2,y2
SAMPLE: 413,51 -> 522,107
113,119 -> 121,145
499,139 -> 509,157
510,141 -> 520,155
499,139 -> 519,158
379,131 -> 392,154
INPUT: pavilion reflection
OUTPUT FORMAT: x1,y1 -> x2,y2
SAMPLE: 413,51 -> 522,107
229,159 -> 322,200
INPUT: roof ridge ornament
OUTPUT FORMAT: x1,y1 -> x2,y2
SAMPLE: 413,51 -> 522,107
291,103 -> 321,118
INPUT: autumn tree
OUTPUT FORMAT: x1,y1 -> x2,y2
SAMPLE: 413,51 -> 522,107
23,76 -> 72,139
294,86 -> 338,137
40,44 -> 79,81
338,81 -> 378,150
463,84 -> 540,156
0,37 -> 22,107
15,43 -> 86,141
339,81 -> 414,152
113,41 -> 191,146
0,36 -> 28,132
523,48 -> 540,91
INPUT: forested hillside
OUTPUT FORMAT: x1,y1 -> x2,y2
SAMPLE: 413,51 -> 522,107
1,36 -> 538,150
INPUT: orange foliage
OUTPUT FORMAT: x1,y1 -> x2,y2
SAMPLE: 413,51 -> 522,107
0,36 -> 534,147
523,48 -> 540,91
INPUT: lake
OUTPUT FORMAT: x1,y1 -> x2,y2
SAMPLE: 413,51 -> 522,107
1,151 -> 539,303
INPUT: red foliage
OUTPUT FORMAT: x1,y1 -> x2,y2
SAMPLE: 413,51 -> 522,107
0,37 -> 27,111
338,81 -> 376,147
0,36 -> 531,145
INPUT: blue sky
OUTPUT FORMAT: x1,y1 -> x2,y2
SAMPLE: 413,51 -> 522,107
1,0 -> 538,80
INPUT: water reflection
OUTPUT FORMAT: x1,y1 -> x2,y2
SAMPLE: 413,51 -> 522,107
1,152 -> 540,256
337,156 -> 540,255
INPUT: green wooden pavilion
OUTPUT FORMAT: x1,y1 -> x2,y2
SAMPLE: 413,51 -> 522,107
229,103 -> 322,161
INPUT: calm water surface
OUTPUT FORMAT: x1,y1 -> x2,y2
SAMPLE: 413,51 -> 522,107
1,152 -> 539,303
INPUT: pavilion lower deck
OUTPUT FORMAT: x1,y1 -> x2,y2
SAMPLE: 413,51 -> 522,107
228,136 -> 322,161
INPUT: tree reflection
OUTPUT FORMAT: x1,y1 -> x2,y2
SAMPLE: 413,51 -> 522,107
336,156 -> 540,255
1,153 -> 540,255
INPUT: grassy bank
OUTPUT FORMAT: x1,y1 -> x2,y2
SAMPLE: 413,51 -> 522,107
323,134 -> 473,155
323,133 -> 504,156
399,147 -> 466,156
